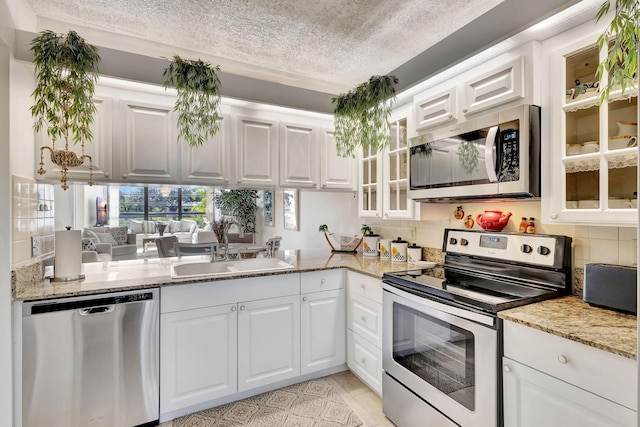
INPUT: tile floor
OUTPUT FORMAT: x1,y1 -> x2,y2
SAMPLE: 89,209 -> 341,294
159,370 -> 395,427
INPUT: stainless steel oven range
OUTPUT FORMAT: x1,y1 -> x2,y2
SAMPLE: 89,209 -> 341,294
382,229 -> 572,427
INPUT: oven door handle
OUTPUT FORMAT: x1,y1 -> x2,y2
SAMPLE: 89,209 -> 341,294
382,282 -> 495,327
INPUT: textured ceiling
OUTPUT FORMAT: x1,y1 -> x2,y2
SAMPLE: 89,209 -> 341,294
23,0 -> 504,93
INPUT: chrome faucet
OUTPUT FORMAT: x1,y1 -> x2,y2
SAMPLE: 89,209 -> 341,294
222,220 -> 244,261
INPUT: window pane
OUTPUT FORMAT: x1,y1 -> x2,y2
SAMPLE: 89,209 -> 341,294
119,186 -> 145,225
148,187 -> 178,221
181,187 -> 207,226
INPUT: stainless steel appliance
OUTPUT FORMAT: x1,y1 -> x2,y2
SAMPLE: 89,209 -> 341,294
409,104 -> 541,201
382,229 -> 571,427
22,289 -> 160,427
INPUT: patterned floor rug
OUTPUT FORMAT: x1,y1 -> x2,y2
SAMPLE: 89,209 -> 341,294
173,378 -> 363,427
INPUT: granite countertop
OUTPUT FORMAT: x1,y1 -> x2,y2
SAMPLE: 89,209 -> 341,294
499,296 -> 637,360
12,249 -> 427,301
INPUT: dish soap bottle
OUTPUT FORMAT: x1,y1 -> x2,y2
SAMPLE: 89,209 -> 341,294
518,217 -> 527,233
526,217 -> 536,234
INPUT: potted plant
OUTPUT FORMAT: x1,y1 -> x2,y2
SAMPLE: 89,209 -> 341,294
163,55 -> 222,147
214,189 -> 258,233
332,75 -> 399,157
31,30 -> 101,190
595,0 -> 639,103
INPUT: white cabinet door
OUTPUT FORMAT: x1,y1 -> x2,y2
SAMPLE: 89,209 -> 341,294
180,114 -> 230,185
279,122 -> 318,188
462,56 -> 524,116
414,87 -> 457,131
300,289 -> 346,375
347,330 -> 382,395
237,295 -> 300,392
503,357 -> 636,427
320,128 -> 356,190
160,304 -> 238,414
116,98 -> 180,183
36,95 -> 113,183
236,116 -> 278,187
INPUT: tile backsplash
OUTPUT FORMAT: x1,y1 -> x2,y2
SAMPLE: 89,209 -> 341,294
12,176 -> 55,267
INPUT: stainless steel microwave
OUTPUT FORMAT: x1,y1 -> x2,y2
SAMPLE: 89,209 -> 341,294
409,104 -> 540,202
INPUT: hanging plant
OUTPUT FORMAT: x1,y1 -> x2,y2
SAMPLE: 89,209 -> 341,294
163,55 -> 222,147
332,75 -> 399,158
31,29 -> 101,190
595,0 -> 639,104
409,134 -> 433,157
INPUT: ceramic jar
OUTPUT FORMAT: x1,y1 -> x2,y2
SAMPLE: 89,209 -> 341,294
378,238 -> 391,260
391,237 -> 408,262
362,233 -> 380,257
407,243 -> 422,264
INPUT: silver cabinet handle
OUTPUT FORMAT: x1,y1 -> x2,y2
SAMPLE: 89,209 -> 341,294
557,355 -> 568,364
503,364 -> 511,373
302,296 -> 308,302
239,305 -> 245,311
231,306 -> 237,312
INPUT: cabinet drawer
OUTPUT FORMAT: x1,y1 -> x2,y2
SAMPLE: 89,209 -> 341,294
300,269 -> 345,294
503,321 -> 637,410
161,274 -> 300,313
347,271 -> 382,303
347,330 -> 382,395
348,293 -> 382,348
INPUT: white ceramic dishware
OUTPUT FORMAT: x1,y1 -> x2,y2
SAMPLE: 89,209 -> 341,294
566,200 -> 578,209
566,144 -> 581,155
608,198 -> 631,209
407,243 -> 422,264
579,141 -> 599,154
617,121 -> 637,137
577,200 -> 599,209
377,238 -> 391,260
362,233 -> 380,257
609,135 -> 637,150
631,199 -> 638,208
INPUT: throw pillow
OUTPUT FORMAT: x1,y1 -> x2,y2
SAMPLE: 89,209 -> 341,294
109,227 -> 128,245
95,232 -> 118,246
143,220 -> 156,234
180,220 -> 197,232
130,220 -> 144,234
170,220 -> 181,233
83,229 -> 100,244
81,238 -> 97,251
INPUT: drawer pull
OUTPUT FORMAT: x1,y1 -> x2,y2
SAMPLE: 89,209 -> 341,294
321,279 -> 326,284
239,305 -> 246,311
302,296 -> 308,302
231,306 -> 237,312
503,364 -> 511,373
557,355 -> 568,364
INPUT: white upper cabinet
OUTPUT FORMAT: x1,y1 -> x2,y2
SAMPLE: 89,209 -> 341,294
180,114 -> 231,186
414,87 -> 457,131
320,128 -> 356,190
116,95 -> 180,184
542,23 -> 637,226
279,121 -> 318,188
35,94 -> 113,183
462,56 -> 525,116
236,116 -> 278,188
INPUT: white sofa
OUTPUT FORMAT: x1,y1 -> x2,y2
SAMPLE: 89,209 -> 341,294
130,219 -> 199,247
83,226 -> 138,261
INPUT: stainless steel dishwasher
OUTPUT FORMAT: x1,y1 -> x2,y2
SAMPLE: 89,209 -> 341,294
22,289 -> 159,427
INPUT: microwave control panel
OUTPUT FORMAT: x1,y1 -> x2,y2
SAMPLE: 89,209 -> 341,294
497,128 -> 519,182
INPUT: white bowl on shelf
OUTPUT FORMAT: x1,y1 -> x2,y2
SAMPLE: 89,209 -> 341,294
580,142 -> 599,154
608,198 -> 631,209
577,200 -> 599,209
609,135 -> 637,150
566,200 -> 578,209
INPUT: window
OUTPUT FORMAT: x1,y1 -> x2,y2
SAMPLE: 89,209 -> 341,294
116,186 -> 207,226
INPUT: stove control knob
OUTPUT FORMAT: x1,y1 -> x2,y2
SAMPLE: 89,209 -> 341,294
521,244 -> 533,254
538,246 -> 551,256
460,238 -> 469,246
449,237 -> 458,245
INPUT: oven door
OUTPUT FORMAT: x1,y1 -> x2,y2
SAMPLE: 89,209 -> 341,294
382,283 -> 498,427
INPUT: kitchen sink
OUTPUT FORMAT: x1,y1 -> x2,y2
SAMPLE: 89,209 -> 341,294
171,258 -> 295,279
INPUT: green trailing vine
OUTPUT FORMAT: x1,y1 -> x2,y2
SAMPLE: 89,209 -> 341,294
163,55 -> 222,147
332,75 -> 399,157
595,0 -> 639,104
214,189 -> 258,233
30,30 -> 101,147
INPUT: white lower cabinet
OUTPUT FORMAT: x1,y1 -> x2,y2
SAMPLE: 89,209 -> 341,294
238,295 -> 300,392
502,321 -> 637,427
346,271 -> 383,395
160,304 -> 238,413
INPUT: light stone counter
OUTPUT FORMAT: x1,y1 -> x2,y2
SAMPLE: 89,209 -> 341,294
13,249 -> 429,301
499,295 -> 637,360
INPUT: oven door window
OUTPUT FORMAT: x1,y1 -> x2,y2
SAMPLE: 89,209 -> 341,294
392,302 -> 475,410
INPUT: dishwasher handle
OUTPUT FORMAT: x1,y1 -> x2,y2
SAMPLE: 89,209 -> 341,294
79,305 -> 115,315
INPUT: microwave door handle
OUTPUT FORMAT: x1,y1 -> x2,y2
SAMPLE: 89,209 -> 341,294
484,125 -> 499,182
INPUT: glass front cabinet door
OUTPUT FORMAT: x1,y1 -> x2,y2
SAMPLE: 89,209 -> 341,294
544,29 -> 638,226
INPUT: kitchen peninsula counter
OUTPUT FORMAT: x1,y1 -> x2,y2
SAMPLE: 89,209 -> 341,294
13,249 -> 428,302
499,296 -> 637,360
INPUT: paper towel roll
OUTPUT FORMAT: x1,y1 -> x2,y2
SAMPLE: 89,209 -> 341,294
53,230 -> 84,281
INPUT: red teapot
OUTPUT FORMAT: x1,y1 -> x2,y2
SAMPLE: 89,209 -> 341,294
476,210 -> 512,231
